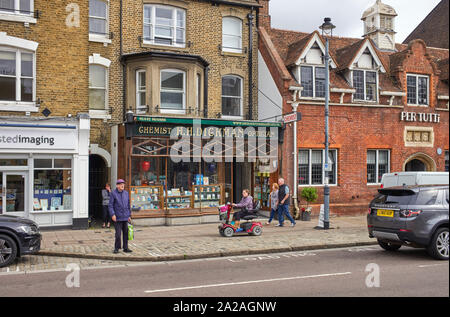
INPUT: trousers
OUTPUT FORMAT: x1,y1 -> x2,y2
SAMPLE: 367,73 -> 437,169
114,221 -> 129,250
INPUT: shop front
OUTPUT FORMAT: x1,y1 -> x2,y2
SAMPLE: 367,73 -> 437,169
0,116 -> 90,229
120,116 -> 280,225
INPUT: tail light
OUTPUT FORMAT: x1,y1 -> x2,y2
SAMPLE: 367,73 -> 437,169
380,184 -> 384,189
400,209 -> 422,218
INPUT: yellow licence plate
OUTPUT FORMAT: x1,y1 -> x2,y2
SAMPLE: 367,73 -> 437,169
377,209 -> 394,217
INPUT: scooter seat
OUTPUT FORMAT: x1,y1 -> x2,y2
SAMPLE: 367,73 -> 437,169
242,214 -> 258,221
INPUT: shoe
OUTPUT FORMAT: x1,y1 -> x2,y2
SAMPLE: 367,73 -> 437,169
113,249 -> 119,254
235,228 -> 244,233
276,224 -> 284,227
291,222 -> 296,227
266,222 -> 271,225
123,249 -> 133,253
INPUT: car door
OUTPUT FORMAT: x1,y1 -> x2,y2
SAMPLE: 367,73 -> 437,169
405,188 -> 441,237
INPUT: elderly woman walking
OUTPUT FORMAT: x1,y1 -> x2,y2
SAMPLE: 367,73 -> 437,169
266,183 -> 279,225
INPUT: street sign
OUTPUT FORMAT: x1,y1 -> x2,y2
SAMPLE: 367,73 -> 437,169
283,112 -> 302,124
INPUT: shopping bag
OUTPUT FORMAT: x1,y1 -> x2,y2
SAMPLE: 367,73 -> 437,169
128,223 -> 134,241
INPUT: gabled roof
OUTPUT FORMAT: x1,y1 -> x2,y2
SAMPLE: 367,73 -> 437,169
335,38 -> 387,73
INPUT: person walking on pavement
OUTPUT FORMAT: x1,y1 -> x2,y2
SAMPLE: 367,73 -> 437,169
277,178 -> 296,227
109,179 -> 132,254
266,183 -> 279,225
101,183 -> 111,228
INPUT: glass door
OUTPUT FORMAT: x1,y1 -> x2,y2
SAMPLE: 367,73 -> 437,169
1,172 -> 27,216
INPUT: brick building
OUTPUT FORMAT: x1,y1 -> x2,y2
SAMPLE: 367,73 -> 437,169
257,0 -> 449,216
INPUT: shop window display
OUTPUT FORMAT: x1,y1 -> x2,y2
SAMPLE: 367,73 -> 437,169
33,158 -> 72,211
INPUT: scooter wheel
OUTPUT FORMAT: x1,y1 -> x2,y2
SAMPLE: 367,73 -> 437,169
223,227 -> 234,238
219,229 -> 225,237
250,225 -> 262,236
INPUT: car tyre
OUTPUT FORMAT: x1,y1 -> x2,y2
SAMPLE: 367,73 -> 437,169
0,234 -> 18,268
427,227 -> 449,261
377,239 -> 402,252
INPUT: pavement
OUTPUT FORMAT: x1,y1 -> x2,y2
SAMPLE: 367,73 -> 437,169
37,215 -> 377,262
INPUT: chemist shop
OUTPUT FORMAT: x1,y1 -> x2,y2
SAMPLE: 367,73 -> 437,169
120,116 -> 281,225
0,117 -> 90,229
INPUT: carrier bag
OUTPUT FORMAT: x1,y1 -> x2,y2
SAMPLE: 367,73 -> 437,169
128,223 -> 134,241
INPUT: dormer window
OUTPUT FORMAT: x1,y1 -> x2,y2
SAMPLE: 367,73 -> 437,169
300,66 -> 325,98
353,70 -> 377,101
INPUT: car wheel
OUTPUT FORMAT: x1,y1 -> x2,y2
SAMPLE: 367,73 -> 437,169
377,239 -> 402,251
223,227 -> 234,238
427,227 -> 449,260
0,234 -> 18,268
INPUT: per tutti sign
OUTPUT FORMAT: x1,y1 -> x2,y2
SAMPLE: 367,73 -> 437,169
401,111 -> 440,123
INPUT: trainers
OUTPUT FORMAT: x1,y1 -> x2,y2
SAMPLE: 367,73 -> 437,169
291,222 -> 296,227
235,228 -> 244,233
276,224 -> 284,227
266,222 -> 271,225
123,249 -> 133,253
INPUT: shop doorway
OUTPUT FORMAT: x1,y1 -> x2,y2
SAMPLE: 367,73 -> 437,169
0,171 -> 27,216
404,153 -> 436,172
89,155 -> 108,224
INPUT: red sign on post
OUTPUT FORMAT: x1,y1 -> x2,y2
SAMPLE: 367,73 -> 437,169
283,112 -> 302,124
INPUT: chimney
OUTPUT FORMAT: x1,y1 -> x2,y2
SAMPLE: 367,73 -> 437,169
257,0 -> 271,29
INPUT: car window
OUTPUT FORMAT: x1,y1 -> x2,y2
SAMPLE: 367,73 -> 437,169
373,191 -> 414,205
414,190 -> 439,205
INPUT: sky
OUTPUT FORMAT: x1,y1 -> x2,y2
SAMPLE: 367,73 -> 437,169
269,0 -> 442,43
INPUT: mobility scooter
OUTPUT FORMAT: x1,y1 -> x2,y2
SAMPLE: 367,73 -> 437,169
218,201 -> 262,237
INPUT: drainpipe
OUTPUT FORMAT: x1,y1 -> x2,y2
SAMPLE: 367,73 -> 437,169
203,66 -> 209,118
247,10 -> 254,120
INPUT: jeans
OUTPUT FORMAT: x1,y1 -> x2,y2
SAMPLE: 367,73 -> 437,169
268,208 -> 277,223
278,204 -> 295,226
114,221 -> 129,250
102,205 -> 110,224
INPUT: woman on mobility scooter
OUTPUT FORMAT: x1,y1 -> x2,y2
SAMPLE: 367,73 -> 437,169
218,189 -> 262,237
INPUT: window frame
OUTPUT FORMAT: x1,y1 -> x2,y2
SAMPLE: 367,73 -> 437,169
88,64 -> 108,112
143,4 -> 186,48
352,69 -> 378,102
298,65 -> 326,99
160,68 -> 186,114
298,149 -> 338,187
89,0 -> 111,44
222,16 -> 243,54
367,149 -> 390,185
135,69 -> 147,114
0,0 -> 36,24
221,74 -> 243,119
407,74 -> 429,106
0,46 -> 36,106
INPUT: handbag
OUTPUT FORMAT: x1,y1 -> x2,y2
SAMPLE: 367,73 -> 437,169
128,223 -> 134,241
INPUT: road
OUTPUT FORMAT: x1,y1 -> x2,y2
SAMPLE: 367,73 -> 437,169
0,246 -> 448,299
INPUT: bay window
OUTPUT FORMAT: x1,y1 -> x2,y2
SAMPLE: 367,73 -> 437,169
160,69 -> 185,113
136,69 -> 147,114
143,5 -> 186,47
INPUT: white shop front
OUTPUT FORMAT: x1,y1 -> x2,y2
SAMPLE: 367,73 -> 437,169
0,116 -> 90,229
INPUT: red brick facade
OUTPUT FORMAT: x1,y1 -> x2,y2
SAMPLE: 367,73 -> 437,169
258,0 -> 449,216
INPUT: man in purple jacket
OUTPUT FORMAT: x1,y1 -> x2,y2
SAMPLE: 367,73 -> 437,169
109,179 -> 132,254
232,189 -> 254,232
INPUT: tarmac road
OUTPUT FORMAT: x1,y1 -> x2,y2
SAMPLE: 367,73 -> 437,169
0,246 -> 448,298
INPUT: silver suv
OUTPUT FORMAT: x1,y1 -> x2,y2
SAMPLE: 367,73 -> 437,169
368,185 -> 449,260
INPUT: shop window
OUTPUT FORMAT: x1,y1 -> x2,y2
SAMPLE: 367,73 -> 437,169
33,158 -> 72,211
299,149 -> 337,186
367,150 -> 390,184
0,49 -> 34,103
89,0 -> 108,36
143,4 -> 185,47
160,69 -> 185,113
221,75 -> 243,118
89,64 -> 108,110
0,158 -> 27,165
222,16 -> 242,53
407,74 -> 429,106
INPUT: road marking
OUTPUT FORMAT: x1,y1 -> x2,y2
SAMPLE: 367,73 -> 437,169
144,271 -> 352,294
418,263 -> 448,268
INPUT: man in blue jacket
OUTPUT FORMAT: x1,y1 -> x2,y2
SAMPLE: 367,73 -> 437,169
109,179 -> 132,254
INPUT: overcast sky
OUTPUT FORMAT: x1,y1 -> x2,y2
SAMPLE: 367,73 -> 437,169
269,0 -> 441,43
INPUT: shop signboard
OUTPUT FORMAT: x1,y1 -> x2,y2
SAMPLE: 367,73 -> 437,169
0,124 -> 78,150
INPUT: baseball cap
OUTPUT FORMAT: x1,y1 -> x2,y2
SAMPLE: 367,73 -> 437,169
116,179 -> 125,184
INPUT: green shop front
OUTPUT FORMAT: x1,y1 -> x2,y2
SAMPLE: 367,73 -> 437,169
120,116 -> 281,225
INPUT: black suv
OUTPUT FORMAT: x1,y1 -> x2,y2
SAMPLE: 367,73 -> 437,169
368,185 -> 449,260
0,215 -> 41,267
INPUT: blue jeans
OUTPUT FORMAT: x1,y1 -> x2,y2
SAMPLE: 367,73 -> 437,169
278,204 -> 295,226
268,208 -> 277,223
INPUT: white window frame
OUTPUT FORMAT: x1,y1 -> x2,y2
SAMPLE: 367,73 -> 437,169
367,149 -> 390,185
298,65 -> 326,99
143,4 -> 186,48
298,149 -> 338,187
136,69 -> 147,114
406,74 -> 429,107
0,0 -> 36,24
352,69 -> 378,102
160,69 -> 186,114
221,75 -> 243,119
0,45 -> 37,111
88,54 -> 110,119
222,16 -> 243,54
89,0 -> 111,44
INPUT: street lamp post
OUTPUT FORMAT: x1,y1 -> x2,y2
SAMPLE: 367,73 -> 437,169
319,18 -> 335,230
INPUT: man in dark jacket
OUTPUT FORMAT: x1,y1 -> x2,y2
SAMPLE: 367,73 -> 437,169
109,179 -> 132,254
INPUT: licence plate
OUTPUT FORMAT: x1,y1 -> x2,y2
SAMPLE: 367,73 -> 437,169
377,209 -> 394,217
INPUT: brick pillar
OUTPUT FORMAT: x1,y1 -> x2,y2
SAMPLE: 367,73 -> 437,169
257,0 -> 271,29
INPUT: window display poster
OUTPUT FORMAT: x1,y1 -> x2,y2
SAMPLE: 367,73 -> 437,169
63,195 -> 72,210
40,199 -> 48,211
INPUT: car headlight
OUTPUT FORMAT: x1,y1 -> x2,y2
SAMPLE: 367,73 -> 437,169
17,225 -> 39,235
